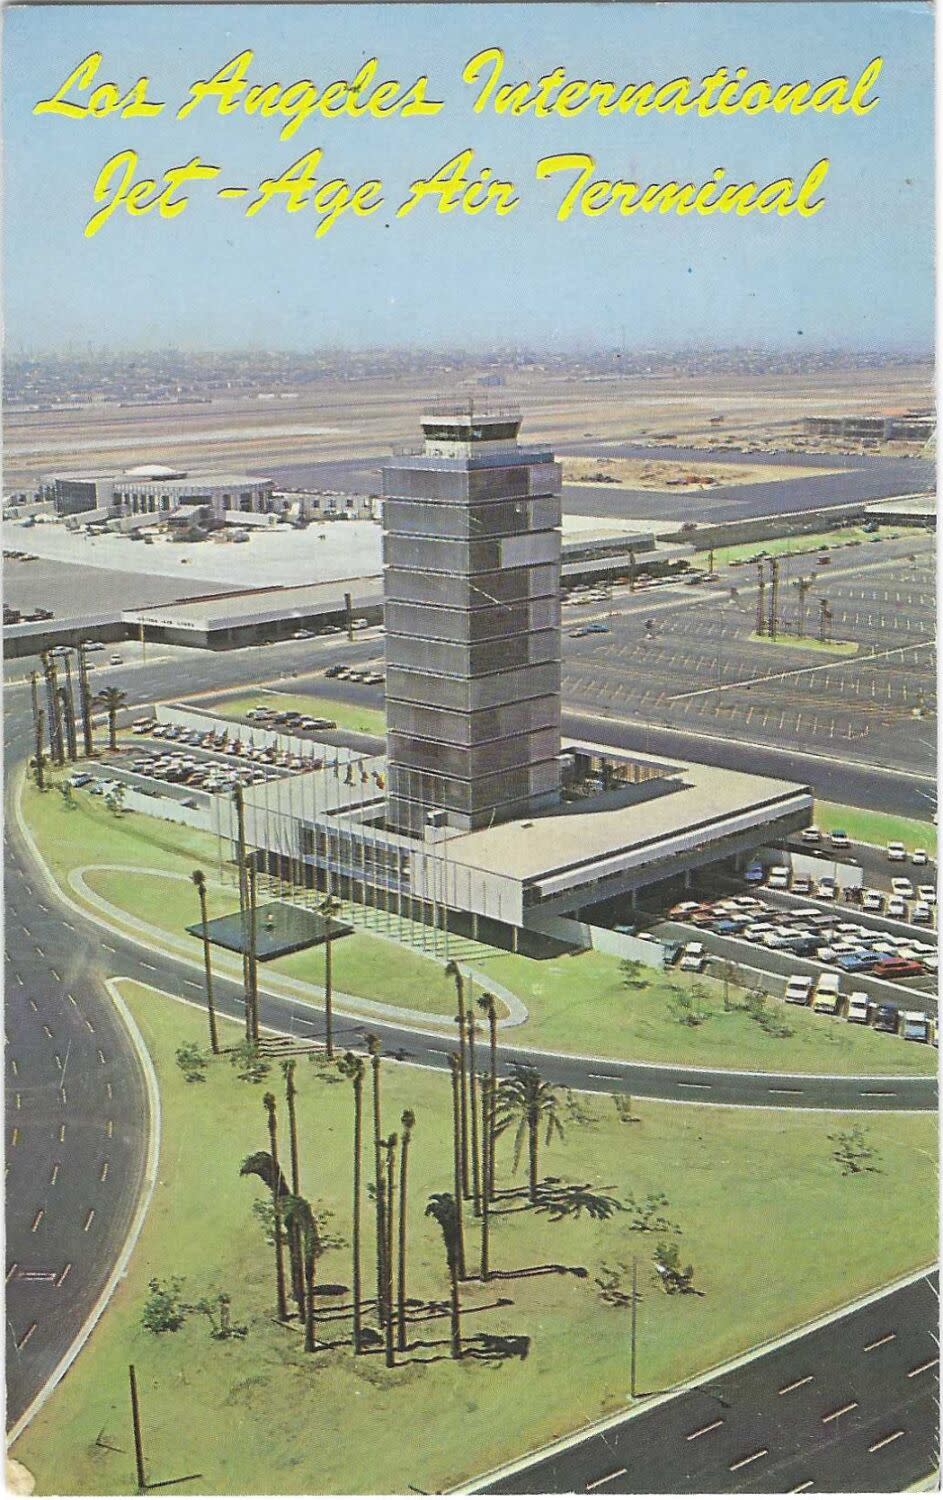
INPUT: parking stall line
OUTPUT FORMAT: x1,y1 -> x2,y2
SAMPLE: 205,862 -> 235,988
863,1332 -> 896,1352
868,1431 -> 904,1454
728,1448 -> 769,1472
585,1469 -> 627,1491
906,1359 -> 936,1379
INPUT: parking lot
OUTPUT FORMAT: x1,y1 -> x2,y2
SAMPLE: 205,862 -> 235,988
560,534 -> 936,778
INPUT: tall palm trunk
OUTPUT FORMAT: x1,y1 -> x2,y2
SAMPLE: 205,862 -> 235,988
448,1054 -> 467,1279
383,1134 -> 396,1368
480,1078 -> 491,1281
284,1061 -> 305,1316
233,788 -> 253,1041
76,647 -> 94,757
397,1111 -> 415,1351
467,1016 -> 481,1215
247,863 -> 260,1044
108,705 -> 118,753
447,1246 -> 462,1360
447,964 -> 469,1198
263,1094 -> 289,1320
194,876 -> 220,1054
303,1236 -> 317,1353
368,1037 -> 387,1327
478,993 -> 499,1201
528,1114 -> 539,1202
33,707 -> 46,792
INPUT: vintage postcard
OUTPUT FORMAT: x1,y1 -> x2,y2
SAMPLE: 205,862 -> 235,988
3,2 -> 937,1494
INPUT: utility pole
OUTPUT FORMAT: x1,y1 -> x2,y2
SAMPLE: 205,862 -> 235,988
344,590 -> 353,644
818,597 -> 831,644
767,556 -> 779,641
628,550 -> 636,594
707,546 -> 715,578
630,1257 -> 639,1399
795,576 -> 811,639
755,562 -> 766,637
233,786 -> 253,1041
128,1364 -> 147,1492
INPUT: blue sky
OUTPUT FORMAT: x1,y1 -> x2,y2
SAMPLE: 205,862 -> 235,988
3,2 -> 934,352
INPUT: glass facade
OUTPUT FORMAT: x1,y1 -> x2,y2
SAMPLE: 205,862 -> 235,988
383,410 -> 563,833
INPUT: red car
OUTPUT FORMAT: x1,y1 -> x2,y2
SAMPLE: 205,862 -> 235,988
872,958 -> 924,979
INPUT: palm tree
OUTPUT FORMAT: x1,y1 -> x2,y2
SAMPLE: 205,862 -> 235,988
479,1076 -> 491,1281
494,1063 -> 566,1203
396,1109 -> 415,1351
382,1133 -> 397,1369
281,1195 -> 321,1353
447,1054 -> 467,1279
445,960 -> 469,1198
337,1052 -> 365,1352
190,870 -> 220,1054
316,895 -> 342,1059
75,644 -> 94,757
32,706 -> 46,792
425,1193 -> 463,1359
281,1058 -> 305,1315
466,1014 -> 481,1215
477,992 -> 499,1201
263,1092 -> 289,1320
93,685 -> 127,753
366,1034 -> 387,1328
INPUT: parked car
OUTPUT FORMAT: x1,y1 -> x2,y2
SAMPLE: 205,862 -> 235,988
800,826 -> 821,844
911,903 -> 933,925
830,829 -> 851,849
901,1011 -> 931,1044
872,1002 -> 900,1034
862,889 -> 884,913
767,865 -> 790,890
872,958 -> 924,979
812,972 -> 841,1012
679,942 -> 706,973
887,842 -> 907,862
784,975 -> 813,1006
744,861 -> 765,884
69,771 -> 94,788
845,992 -> 871,1024
791,874 -> 812,895
816,877 -> 837,900
891,877 -> 915,899
912,849 -> 929,866
917,885 -> 937,904
886,896 -> 907,919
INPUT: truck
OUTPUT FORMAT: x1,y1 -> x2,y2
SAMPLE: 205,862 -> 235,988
784,974 -> 813,1006
767,865 -> 790,890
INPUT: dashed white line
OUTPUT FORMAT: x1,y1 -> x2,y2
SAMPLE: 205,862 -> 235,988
729,1448 -> 768,1472
864,1332 -> 897,1352
586,1468 -> 627,1491
50,1162 -> 60,1186
686,1419 -> 724,1441
31,1209 -> 44,1233
82,1210 -> 95,1233
868,1430 -> 904,1453
822,1401 -> 858,1424
907,1358 -> 936,1379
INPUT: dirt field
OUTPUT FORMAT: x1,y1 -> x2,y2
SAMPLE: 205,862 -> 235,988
4,364 -> 933,487
561,454 -> 839,492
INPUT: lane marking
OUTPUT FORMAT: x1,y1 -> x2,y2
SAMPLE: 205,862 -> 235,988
789,1482 -> 814,1494
822,1401 -> 858,1424
686,1419 -> 724,1441
861,1090 -> 897,1098
55,1263 -> 72,1288
100,1161 -> 110,1183
106,1119 -> 114,1139
907,1359 -> 936,1379
83,1210 -> 95,1233
586,1469 -> 627,1491
677,1081 -> 711,1090
868,1430 -> 904,1453
16,1323 -> 37,1351
6,1263 -> 18,1284
769,1088 -> 803,1095
58,1124 -> 66,1143
31,1209 -> 44,1233
588,1072 -> 620,1081
50,968 -> 61,982
863,1332 -> 897,1352
729,1448 -> 768,1472
49,1162 -> 60,1186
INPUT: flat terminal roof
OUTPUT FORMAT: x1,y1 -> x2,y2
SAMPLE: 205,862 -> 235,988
441,746 -> 810,885
124,575 -> 382,629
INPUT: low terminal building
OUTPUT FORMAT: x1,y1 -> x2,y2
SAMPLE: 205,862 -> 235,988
122,577 -> 383,648
863,493 -> 936,529
42,464 -> 277,521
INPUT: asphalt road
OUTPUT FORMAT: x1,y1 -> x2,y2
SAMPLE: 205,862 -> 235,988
478,1272 -> 940,1494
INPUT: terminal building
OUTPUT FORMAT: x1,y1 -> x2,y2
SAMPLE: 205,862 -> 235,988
42,464 -> 276,521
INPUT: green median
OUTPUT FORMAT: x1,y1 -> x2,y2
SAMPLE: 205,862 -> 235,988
10,980 -> 936,1496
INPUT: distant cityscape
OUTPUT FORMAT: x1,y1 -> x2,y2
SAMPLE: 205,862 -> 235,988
4,346 -> 933,411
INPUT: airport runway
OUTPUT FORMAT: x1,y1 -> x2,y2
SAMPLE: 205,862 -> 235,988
477,1272 -> 939,1494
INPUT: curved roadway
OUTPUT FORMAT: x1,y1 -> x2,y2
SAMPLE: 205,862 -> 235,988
4,643 -> 937,1434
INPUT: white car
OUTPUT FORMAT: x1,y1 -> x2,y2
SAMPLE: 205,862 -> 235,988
887,896 -> 908,919
816,879 -> 837,900
784,975 -> 813,1006
767,866 -> 790,890
887,842 -> 907,862
917,885 -> 936,904
791,875 -> 813,895
862,890 -> 884,913
830,830 -> 851,849
846,992 -> 871,1024
891,877 -> 915,899
911,903 -> 933,925
679,942 -> 706,973
801,827 -> 821,844
912,849 -> 929,866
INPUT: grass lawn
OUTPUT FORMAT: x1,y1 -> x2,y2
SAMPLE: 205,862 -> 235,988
815,801 -> 937,860
477,950 -> 938,1077
11,980 -> 936,1496
211,691 -> 386,738
698,527 -> 903,568
82,867 -> 471,1021
22,780 -> 936,1075
747,631 -> 858,656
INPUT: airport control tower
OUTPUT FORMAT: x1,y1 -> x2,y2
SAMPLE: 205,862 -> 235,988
382,404 -> 563,834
